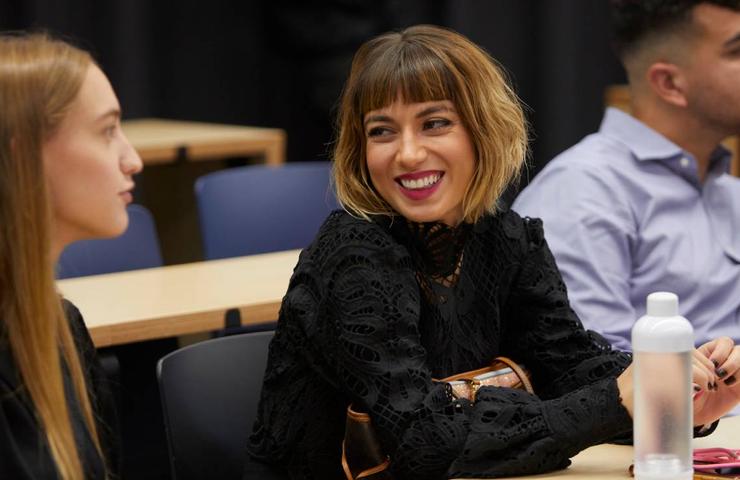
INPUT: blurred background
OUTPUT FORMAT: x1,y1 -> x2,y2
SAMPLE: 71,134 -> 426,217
0,0 -> 626,190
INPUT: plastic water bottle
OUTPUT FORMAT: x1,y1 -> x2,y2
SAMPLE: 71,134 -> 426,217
632,292 -> 694,480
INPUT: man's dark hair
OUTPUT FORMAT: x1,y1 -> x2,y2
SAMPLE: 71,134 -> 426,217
610,0 -> 740,58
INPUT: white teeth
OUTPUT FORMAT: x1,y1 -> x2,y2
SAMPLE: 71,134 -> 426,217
400,173 -> 440,190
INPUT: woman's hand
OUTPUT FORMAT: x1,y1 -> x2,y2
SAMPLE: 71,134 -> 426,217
617,363 -> 634,417
692,337 -> 740,426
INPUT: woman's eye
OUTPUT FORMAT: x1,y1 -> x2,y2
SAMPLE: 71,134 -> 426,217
367,126 -> 392,137
424,118 -> 452,130
104,125 -> 117,139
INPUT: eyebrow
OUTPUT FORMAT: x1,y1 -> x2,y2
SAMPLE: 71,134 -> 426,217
95,108 -> 121,123
363,104 -> 454,126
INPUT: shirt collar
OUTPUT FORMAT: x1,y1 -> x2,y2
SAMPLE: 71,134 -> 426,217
599,107 -> 683,160
599,107 -> 732,175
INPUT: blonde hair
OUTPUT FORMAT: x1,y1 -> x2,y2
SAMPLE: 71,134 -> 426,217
0,33 -> 103,478
333,24 -> 528,223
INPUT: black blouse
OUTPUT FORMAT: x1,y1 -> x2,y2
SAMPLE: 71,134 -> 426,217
0,300 -> 119,479
246,209 -> 632,479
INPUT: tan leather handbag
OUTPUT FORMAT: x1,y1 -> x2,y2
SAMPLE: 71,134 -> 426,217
341,357 -> 534,480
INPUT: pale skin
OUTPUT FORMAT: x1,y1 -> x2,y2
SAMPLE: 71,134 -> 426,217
43,64 -> 143,262
366,98 -> 740,425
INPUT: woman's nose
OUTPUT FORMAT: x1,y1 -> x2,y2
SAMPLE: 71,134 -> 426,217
120,134 -> 143,176
396,131 -> 426,168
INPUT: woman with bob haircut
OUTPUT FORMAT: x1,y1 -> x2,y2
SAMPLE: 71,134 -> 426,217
245,25 -> 739,479
0,33 -> 141,478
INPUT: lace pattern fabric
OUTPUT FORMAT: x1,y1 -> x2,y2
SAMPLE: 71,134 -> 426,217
247,210 -> 632,479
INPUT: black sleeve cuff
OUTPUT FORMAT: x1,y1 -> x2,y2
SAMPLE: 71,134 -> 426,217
694,420 -> 719,438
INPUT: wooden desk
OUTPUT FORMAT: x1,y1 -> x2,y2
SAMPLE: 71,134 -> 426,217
459,416 -> 740,479
122,119 -> 288,263
122,118 -> 286,166
57,249 -> 300,347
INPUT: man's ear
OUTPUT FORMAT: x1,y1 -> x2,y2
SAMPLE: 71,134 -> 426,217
646,62 -> 689,108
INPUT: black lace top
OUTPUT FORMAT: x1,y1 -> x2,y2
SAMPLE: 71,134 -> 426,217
246,209 -> 632,479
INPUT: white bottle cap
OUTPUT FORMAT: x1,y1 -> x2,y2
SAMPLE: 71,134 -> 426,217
632,292 -> 694,352
646,292 -> 679,317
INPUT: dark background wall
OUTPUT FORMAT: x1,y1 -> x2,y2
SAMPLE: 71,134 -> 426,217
0,0 -> 626,190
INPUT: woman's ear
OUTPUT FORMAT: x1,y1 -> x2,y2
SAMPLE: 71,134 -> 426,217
646,62 -> 689,108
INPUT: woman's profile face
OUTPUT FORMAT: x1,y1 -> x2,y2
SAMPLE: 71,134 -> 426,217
43,64 -> 142,248
364,98 -> 475,226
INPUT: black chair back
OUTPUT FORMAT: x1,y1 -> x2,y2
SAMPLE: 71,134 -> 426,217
157,331 -> 274,480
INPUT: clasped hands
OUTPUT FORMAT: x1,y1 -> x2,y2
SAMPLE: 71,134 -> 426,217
617,336 -> 740,426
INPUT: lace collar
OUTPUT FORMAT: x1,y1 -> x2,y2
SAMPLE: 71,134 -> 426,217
384,216 -> 471,279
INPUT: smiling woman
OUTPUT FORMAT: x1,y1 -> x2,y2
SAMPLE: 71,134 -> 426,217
244,24 -> 739,480
0,33 -> 140,479
363,99 -> 476,226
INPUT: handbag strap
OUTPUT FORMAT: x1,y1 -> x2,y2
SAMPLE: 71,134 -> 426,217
493,356 -> 534,394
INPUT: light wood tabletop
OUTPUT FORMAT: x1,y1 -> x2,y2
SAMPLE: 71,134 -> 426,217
122,118 -> 287,166
458,415 -> 740,479
57,249 -> 300,347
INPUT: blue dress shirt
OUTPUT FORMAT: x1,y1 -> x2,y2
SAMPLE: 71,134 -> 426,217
513,107 -> 740,351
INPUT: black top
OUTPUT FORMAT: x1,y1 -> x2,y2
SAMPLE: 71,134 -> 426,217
247,210 -> 632,479
0,300 -> 119,479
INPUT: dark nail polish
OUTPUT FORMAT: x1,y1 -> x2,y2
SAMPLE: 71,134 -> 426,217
725,376 -> 736,386
716,368 -> 727,378
712,359 -> 720,368
694,385 -> 702,392
711,382 -> 718,391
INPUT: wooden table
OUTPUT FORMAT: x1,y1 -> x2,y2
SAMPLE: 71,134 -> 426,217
459,416 -> 740,479
57,249 -> 300,347
121,118 -> 288,264
122,118 -> 286,166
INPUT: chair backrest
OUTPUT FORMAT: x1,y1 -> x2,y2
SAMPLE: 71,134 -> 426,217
195,162 -> 338,259
157,330 -> 273,480
56,204 -> 163,279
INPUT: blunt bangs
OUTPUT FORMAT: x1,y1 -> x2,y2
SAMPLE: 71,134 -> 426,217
354,40 -> 460,117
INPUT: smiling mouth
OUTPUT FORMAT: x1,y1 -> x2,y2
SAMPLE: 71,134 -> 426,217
397,172 -> 442,190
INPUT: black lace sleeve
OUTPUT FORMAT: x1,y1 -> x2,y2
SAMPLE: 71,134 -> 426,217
501,216 -> 632,397
460,215 -> 635,471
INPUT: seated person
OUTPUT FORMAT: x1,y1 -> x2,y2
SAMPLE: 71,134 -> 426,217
0,33 -> 142,478
513,0 -> 740,351
244,24 -> 740,480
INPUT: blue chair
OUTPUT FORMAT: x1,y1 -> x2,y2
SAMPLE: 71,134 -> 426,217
57,204 -> 163,278
157,331 -> 274,480
195,162 -> 337,260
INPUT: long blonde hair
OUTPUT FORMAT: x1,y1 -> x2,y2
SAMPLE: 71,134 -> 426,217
0,33 -> 103,478
333,25 -> 528,223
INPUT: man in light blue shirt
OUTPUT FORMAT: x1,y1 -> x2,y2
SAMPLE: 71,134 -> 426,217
514,1 -> 740,353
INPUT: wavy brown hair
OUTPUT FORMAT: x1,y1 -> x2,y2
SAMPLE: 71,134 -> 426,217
0,33 -> 103,479
333,24 -> 528,223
